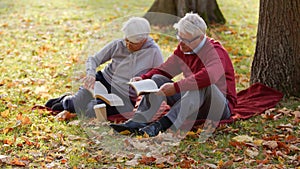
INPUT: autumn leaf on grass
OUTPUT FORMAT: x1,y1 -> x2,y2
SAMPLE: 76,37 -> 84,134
2,127 -> 13,134
262,141 -> 278,150
232,135 -> 254,143
3,138 -> 15,146
186,131 -> 197,138
10,158 -> 26,167
245,148 -> 259,158
218,160 -> 233,169
139,155 -> 156,165
34,86 -> 49,98
125,157 -> 139,167
16,113 -> 31,125
292,110 -> 300,123
1,110 -> 9,118
256,157 -> 269,165
55,111 -> 76,121
23,137 -> 34,146
119,130 -> 131,135
179,156 -> 196,168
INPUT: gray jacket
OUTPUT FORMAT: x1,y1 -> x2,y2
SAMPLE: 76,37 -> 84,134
86,38 -> 163,96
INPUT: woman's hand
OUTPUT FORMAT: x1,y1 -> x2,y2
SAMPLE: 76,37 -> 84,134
83,75 -> 96,89
130,76 -> 143,82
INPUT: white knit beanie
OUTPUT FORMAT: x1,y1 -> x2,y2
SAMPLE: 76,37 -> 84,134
121,17 -> 151,43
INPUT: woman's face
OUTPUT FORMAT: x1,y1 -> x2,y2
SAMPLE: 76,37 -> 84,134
125,38 -> 146,52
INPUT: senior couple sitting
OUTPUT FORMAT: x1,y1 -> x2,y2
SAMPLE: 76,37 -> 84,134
45,13 -> 237,137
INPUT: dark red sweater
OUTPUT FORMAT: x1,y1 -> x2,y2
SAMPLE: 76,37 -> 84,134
141,37 -> 237,112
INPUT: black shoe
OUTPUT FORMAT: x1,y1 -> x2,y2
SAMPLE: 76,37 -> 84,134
45,93 -> 71,108
51,102 -> 65,112
139,121 -> 164,137
110,120 -> 148,134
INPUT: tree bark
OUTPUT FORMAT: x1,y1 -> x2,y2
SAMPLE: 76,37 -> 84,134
144,0 -> 225,26
250,0 -> 300,97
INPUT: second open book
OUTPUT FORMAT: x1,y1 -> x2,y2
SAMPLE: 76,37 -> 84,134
89,79 -> 159,106
128,79 -> 160,96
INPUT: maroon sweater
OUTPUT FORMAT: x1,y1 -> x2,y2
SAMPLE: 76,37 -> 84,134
141,37 -> 237,112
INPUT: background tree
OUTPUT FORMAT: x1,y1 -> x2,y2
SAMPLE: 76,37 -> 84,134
144,0 -> 225,26
250,0 -> 300,97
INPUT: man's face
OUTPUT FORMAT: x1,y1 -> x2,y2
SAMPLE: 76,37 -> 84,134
125,38 -> 146,52
176,31 -> 201,53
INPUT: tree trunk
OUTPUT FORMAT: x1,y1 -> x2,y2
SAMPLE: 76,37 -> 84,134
144,0 -> 225,26
250,0 -> 300,97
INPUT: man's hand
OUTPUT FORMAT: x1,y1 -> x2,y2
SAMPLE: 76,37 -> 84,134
156,83 -> 176,96
83,75 -> 96,89
130,76 -> 143,82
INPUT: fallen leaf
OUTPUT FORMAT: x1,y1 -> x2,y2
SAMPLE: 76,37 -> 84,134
292,111 -> 300,123
3,139 -> 14,145
205,163 -> 218,169
125,158 -> 139,166
55,111 -> 76,121
139,156 -> 156,165
119,130 -> 131,135
253,139 -> 264,146
245,148 -> 259,158
1,110 -> 9,118
233,156 -> 243,162
289,145 -> 300,152
220,160 -> 233,168
232,135 -> 253,142
256,157 -> 269,165
285,135 -> 297,143
262,141 -> 278,149
21,116 -> 31,125
186,131 -> 197,138
276,123 -> 293,129
61,158 -> 67,164
229,141 -> 245,149
10,158 -> 26,167
16,113 -> 22,120
2,127 -> 13,134
0,155 -> 9,163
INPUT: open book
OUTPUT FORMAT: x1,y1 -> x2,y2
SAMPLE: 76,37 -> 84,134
128,79 -> 160,96
88,81 -> 124,106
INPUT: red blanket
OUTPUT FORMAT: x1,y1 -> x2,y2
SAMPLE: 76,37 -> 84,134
33,83 -> 283,128
107,83 -> 284,127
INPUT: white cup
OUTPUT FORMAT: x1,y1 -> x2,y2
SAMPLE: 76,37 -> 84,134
93,104 -> 107,122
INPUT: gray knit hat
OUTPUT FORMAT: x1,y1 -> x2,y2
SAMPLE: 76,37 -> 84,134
121,17 -> 150,43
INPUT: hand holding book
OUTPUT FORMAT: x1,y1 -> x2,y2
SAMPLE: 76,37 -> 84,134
128,79 -> 160,96
156,82 -> 176,96
87,81 -> 124,106
128,78 -> 176,97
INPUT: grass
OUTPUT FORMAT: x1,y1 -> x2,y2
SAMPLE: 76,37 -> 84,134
0,0 -> 299,168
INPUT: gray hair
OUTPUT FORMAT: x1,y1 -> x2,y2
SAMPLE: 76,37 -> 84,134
173,13 -> 207,37
121,17 -> 151,43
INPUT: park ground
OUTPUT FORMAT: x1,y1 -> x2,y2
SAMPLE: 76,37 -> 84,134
0,0 -> 299,168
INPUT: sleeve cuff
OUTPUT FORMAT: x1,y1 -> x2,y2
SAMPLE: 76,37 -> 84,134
174,82 -> 181,93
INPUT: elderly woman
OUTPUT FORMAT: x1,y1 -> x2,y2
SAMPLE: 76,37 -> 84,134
45,17 -> 164,117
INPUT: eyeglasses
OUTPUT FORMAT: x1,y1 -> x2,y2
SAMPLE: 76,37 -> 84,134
176,32 -> 200,44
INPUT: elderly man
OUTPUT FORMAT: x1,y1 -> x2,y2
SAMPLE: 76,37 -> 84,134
45,17 -> 164,117
110,13 -> 237,137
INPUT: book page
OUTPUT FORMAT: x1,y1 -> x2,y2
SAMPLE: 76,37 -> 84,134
95,94 -> 124,106
128,79 -> 159,95
94,81 -> 108,95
